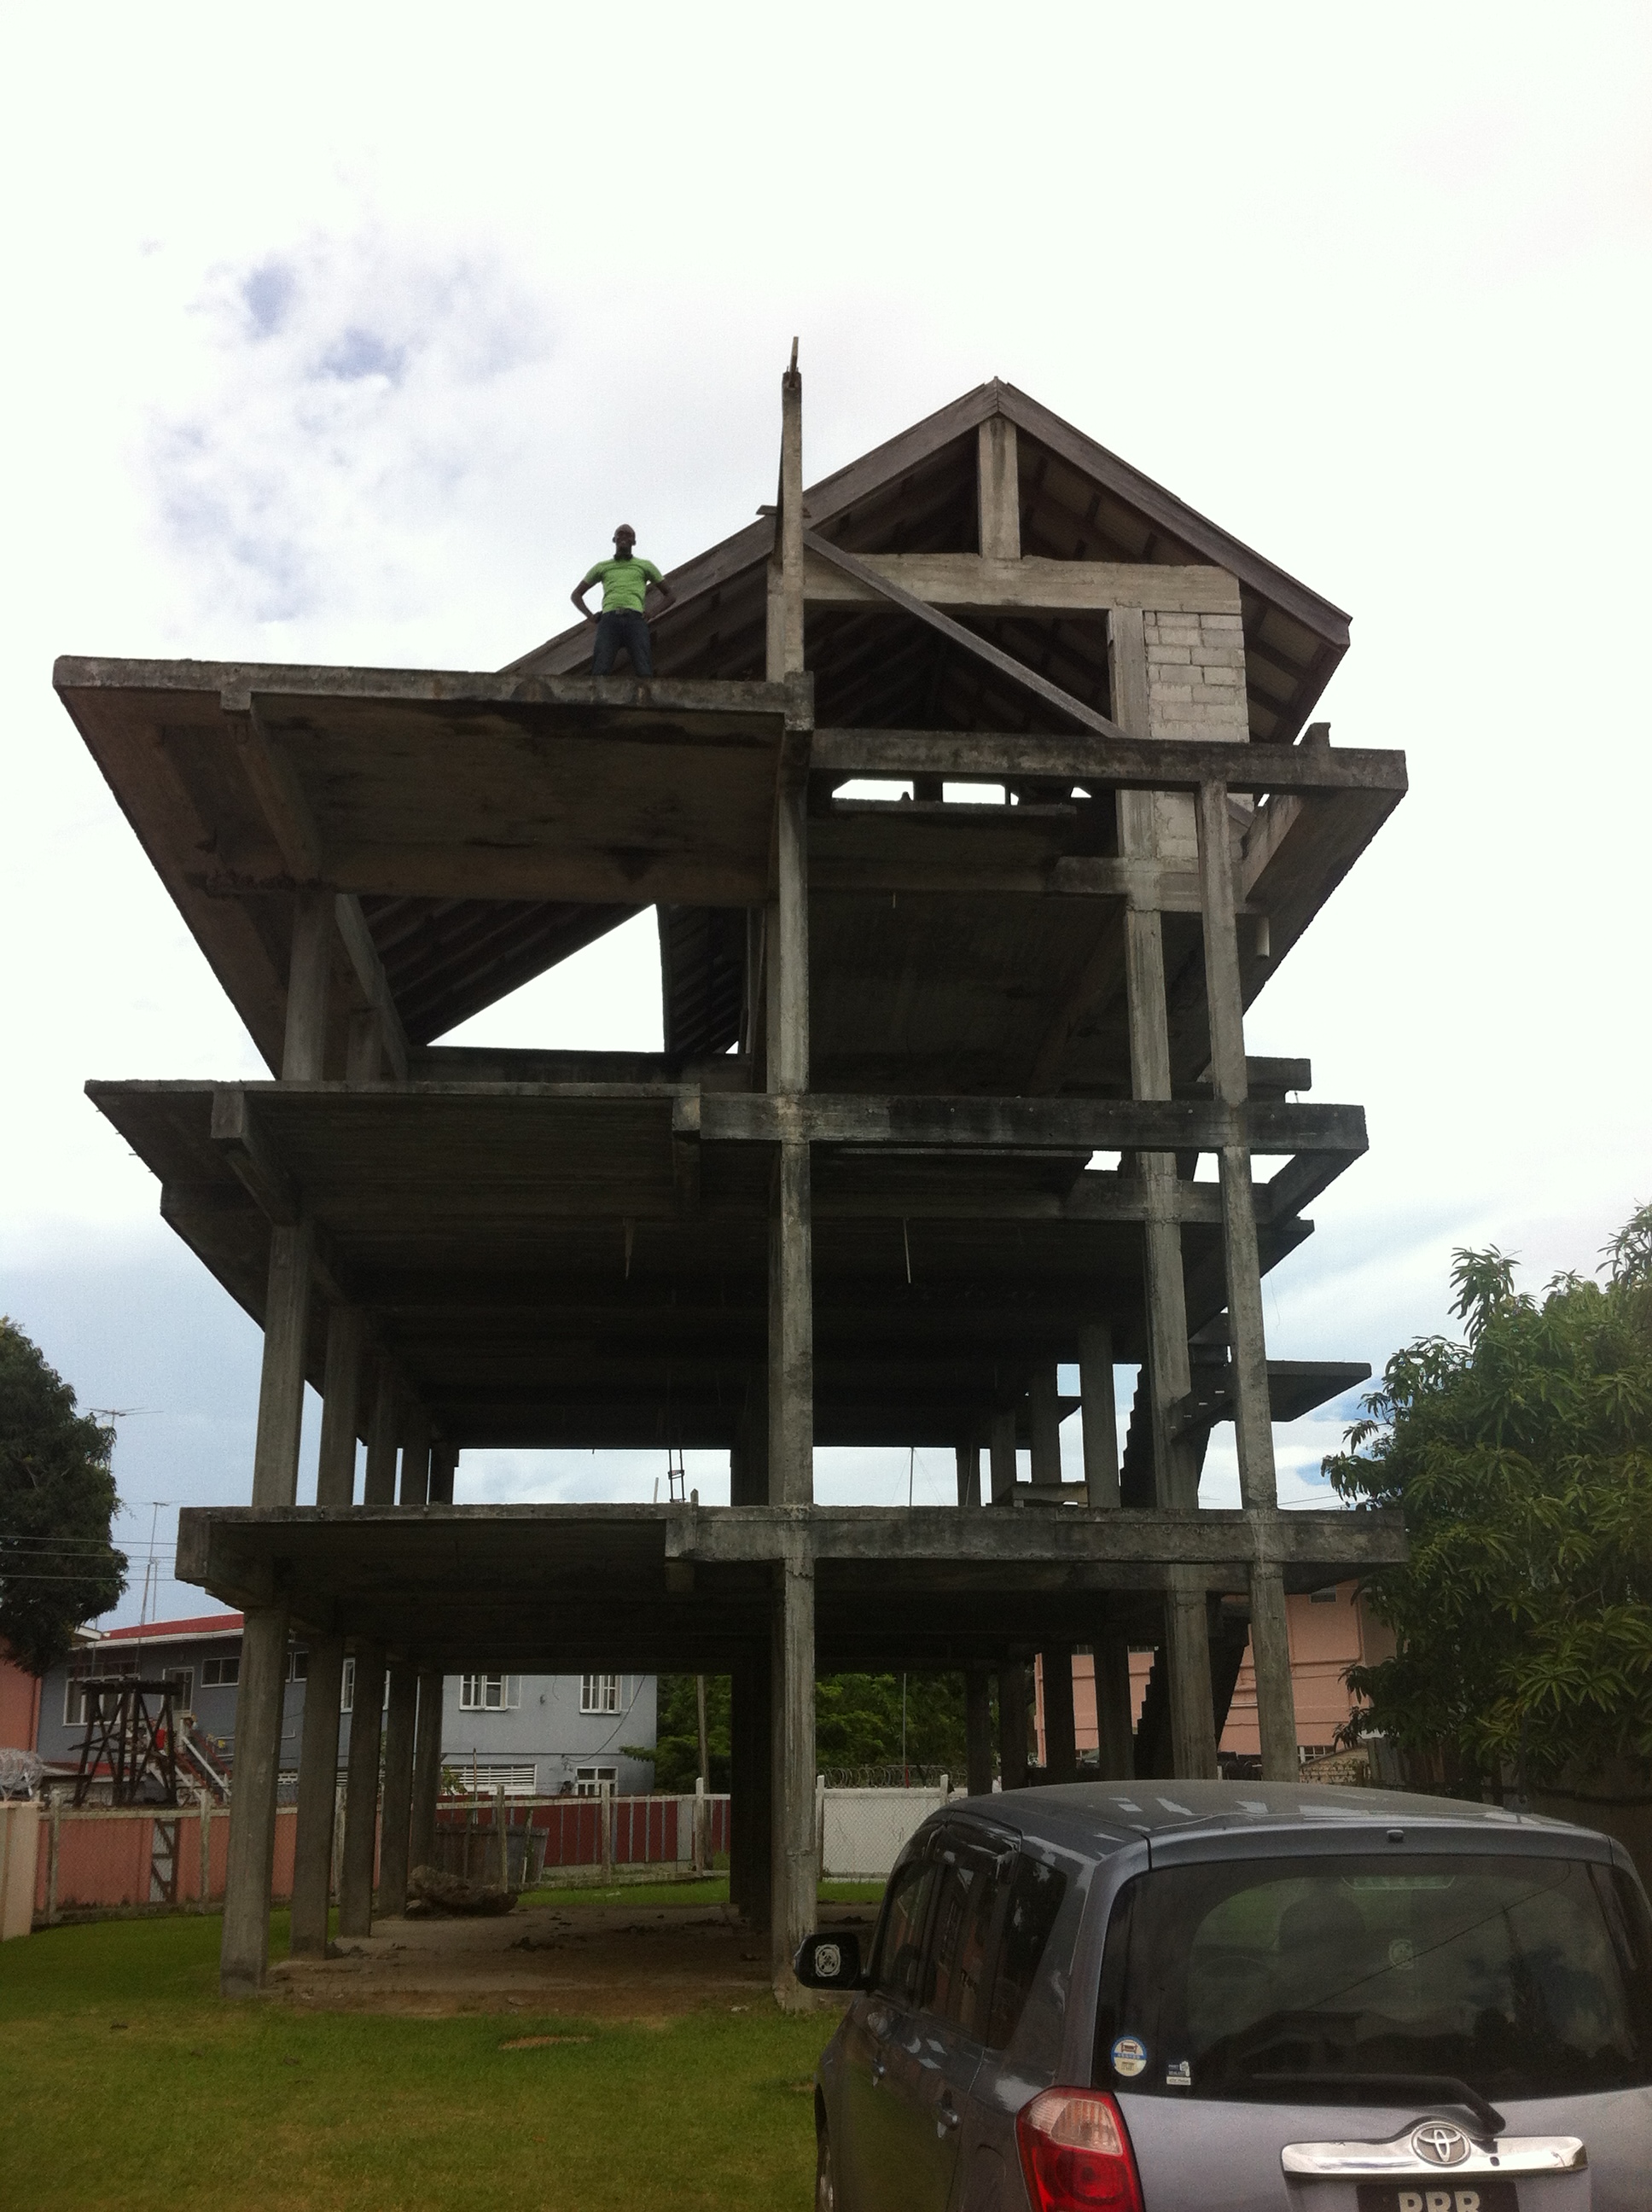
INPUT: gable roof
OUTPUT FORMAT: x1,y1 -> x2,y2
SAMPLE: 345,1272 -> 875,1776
508,379 -> 1349,745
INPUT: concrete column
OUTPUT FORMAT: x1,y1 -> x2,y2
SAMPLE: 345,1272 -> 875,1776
362,1362 -> 400,1505
1249,1562 -> 1299,1782
955,1441 -> 981,1510
338,1639 -> 386,1936
1094,1631 -> 1136,1781
1114,608 -> 1200,1514
316,1306 -> 365,1508
398,1404 -> 430,1507
771,1542 -> 817,2009
768,1141 -> 813,1505
251,1222 -> 314,1508
409,1669 -> 444,1872
1042,1647 -> 1078,1784
1078,1320 -> 1120,1509
1166,1568 -> 1219,1779
377,1664 -> 419,1916
1030,1367 -> 1062,1487
1191,777 -> 1300,1773
219,1602 -> 289,1995
964,1668 -> 994,1796
282,888 -> 334,1083
289,1632 -> 346,1956
988,1410 -> 1018,1503
998,1662 -> 1029,1790
428,1446 -> 458,1505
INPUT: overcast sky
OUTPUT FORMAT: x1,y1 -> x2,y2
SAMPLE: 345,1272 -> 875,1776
2,5 -> 1648,1628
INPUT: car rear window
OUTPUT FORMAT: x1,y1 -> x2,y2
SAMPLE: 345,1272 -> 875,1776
1094,1852 -> 1652,2104
987,1856 -> 1068,2050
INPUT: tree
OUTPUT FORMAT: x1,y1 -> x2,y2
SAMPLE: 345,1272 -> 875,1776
0,1319 -> 127,1675
632,1670 -> 973,1790
1326,1204 -> 1652,1799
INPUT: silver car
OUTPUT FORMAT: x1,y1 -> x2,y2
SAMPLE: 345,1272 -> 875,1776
798,1780 -> 1652,2210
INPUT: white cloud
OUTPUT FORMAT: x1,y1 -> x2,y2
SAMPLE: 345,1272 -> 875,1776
2,4 -> 1649,1622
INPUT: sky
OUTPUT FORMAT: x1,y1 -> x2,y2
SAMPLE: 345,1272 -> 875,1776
1,3 -> 1648,1627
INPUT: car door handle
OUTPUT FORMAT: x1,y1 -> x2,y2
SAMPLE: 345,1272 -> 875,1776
871,2058 -> 887,2084
937,2096 -> 960,2133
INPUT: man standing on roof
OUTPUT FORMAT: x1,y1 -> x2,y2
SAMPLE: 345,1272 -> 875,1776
572,523 -> 675,677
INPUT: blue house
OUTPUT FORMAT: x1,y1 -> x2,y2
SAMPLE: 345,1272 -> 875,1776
37,1614 -> 657,1797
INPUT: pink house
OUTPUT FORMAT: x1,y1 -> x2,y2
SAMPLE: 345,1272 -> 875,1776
1038,1580 -> 1397,1769
0,1644 -> 43,1754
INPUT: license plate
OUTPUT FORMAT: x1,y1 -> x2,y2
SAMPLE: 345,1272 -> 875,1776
1356,2186 -> 1517,2212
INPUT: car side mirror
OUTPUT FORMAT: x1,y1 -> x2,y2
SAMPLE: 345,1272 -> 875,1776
793,1929 -> 868,1991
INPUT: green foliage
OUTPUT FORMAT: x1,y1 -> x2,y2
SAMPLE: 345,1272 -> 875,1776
633,1669 -> 974,1788
630,1673 -> 731,1791
0,1319 -> 126,1675
1326,1204 -> 1652,1794
816,1672 -> 970,1776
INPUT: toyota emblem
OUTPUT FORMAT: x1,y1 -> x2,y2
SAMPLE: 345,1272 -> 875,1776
1411,2122 -> 1470,2167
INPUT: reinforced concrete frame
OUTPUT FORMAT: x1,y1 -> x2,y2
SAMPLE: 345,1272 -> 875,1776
56,353 -> 1407,2005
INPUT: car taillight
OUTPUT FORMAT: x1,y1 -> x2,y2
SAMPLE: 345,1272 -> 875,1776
1015,2088 -> 1144,2212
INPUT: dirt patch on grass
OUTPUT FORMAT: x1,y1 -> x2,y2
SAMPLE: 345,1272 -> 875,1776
267,1901 -> 875,2019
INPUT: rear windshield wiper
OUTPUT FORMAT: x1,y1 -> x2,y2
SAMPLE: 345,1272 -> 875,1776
1224,2072 -> 1508,2140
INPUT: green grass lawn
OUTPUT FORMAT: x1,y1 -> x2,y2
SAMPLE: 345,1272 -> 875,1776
0,1909 -> 842,2211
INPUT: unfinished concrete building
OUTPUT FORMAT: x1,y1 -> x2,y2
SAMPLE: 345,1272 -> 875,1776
55,359 -> 1408,2001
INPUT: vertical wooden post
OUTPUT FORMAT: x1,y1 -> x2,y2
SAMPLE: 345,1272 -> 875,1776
289,1633 -> 346,1954
409,1668 -> 443,1875
998,1662 -> 1029,1790
1093,1631 -> 1137,1780
338,1640 -> 386,1936
955,1441 -> 981,1510
771,1540 -> 817,2010
282,888 -> 333,1084
1042,1649 -> 1078,1784
361,1362 -> 400,1505
316,1305 -> 364,1509
1030,1366 -> 1062,1487
195,1790 -> 213,1909
1194,777 -> 1299,1779
963,1668 -> 994,1796
1078,1321 -> 1120,1508
730,1650 -> 772,1931
989,1410 -> 1018,1503
377,1665 -> 418,1914
218,1602 -> 289,1994
978,416 -> 1021,562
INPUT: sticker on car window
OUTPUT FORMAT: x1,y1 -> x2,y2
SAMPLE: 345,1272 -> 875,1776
1165,2059 -> 1191,2088
1110,2035 -> 1147,2078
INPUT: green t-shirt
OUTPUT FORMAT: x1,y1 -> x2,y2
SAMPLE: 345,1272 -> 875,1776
584,556 -> 663,614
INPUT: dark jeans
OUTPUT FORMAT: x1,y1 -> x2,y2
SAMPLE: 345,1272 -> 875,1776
591,609 -> 653,677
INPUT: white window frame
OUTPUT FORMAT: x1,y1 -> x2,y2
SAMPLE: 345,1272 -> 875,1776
459,1674 -> 521,1712
201,1652 -> 241,1689
572,1764 -> 619,1797
579,1673 -> 620,1715
340,1656 -> 355,1713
